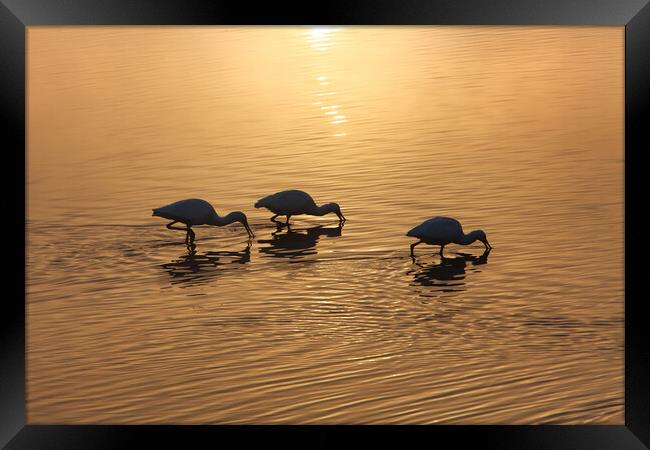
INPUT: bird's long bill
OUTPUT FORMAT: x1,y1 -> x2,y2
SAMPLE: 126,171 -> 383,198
484,239 -> 492,250
244,221 -> 255,238
338,212 -> 346,222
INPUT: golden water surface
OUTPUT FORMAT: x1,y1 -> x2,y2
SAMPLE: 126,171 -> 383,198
27,27 -> 624,424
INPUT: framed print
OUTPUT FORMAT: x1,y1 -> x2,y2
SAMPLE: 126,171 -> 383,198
1,0 -> 648,448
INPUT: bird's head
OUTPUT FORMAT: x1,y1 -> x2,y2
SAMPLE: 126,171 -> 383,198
231,211 -> 254,238
473,230 -> 491,250
325,202 -> 346,222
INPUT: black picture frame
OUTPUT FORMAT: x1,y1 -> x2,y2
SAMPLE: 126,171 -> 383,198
2,1 -> 648,448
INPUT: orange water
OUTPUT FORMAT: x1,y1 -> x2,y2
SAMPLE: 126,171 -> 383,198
27,27 -> 624,424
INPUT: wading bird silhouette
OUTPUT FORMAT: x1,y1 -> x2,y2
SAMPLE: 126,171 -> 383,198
152,198 -> 254,243
254,189 -> 345,224
407,216 -> 491,258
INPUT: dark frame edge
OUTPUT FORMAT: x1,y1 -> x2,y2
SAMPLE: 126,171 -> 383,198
0,0 -> 26,449
1,0 -> 648,448
625,1 -> 650,448
0,0 -> 649,25
4,425 -> 650,450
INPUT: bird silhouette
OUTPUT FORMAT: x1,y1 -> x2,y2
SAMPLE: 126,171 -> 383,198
152,198 -> 253,243
407,216 -> 491,257
254,189 -> 345,224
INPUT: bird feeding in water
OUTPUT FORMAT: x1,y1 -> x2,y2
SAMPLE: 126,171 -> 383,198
152,198 -> 254,243
407,216 -> 491,258
254,189 -> 346,224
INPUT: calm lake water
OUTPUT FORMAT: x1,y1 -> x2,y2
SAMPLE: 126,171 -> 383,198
27,27 -> 624,424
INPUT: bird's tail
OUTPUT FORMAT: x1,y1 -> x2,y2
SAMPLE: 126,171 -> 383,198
254,197 -> 268,208
152,208 -> 160,217
406,225 -> 420,237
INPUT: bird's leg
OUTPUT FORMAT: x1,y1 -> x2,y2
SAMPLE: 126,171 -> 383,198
166,221 -> 193,244
187,227 -> 195,243
167,220 -> 192,240
439,245 -> 445,257
270,214 -> 279,223
166,220 -> 187,231
410,241 -> 421,258
286,215 -> 291,225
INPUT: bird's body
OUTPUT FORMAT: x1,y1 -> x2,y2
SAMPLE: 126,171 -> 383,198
407,216 -> 491,257
255,190 -> 316,216
255,189 -> 345,224
407,217 -> 464,246
153,198 -> 218,226
152,198 -> 253,242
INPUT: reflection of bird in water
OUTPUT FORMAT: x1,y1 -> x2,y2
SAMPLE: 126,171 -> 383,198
254,189 -> 346,225
152,198 -> 254,244
162,240 -> 251,285
257,222 -> 343,259
409,249 -> 490,293
407,216 -> 491,257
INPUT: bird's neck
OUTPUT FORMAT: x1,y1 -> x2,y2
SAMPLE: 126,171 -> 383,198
211,212 -> 237,226
309,204 -> 332,216
457,231 -> 479,245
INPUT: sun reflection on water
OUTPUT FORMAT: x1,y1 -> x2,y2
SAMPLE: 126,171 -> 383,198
305,27 -> 340,51
305,27 -> 349,137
